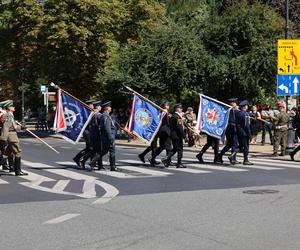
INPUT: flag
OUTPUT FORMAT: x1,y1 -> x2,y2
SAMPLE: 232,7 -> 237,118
53,89 -> 93,143
196,94 -> 232,139
128,94 -> 164,143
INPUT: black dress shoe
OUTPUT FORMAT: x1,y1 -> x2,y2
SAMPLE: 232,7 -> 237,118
279,153 -> 285,156
196,153 -> 204,164
168,161 -> 175,167
110,167 -> 118,171
289,152 -> 295,161
15,171 -> 28,176
73,158 -> 81,167
98,165 -> 105,170
161,158 -> 169,168
214,154 -> 223,164
243,161 -> 254,165
138,154 -> 145,163
176,164 -> 186,168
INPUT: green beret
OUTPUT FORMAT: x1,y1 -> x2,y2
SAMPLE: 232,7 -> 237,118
4,102 -> 14,108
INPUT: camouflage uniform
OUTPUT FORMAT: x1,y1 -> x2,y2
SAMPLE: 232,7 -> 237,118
273,111 -> 289,156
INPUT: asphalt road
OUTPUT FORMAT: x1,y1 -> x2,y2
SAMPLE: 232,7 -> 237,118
1,136 -> 300,249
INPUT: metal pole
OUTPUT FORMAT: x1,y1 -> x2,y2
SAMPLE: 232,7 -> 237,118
21,81 -> 25,125
285,0 -> 289,111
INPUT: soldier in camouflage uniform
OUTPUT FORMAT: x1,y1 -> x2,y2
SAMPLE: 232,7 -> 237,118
270,103 -> 289,156
0,101 -> 28,176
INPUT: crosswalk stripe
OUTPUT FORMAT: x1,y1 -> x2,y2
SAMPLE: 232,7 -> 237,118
52,180 -> 70,192
166,167 -> 211,174
0,178 -> 9,184
117,165 -> 172,177
188,164 -> 248,172
182,157 -> 283,171
94,170 -> 146,179
248,160 -> 300,170
118,159 -> 206,175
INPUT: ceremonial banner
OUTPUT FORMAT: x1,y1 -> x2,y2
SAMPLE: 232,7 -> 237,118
53,89 -> 93,143
196,94 -> 231,139
128,94 -> 164,143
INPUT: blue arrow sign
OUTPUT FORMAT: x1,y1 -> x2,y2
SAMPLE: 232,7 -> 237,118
277,74 -> 300,96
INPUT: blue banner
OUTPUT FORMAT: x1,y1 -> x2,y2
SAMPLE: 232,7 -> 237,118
129,95 -> 163,143
60,91 -> 93,143
196,95 -> 231,139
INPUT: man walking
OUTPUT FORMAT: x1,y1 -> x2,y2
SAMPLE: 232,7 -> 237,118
162,103 -> 186,168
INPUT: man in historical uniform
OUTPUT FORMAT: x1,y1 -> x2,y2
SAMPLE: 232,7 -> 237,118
235,100 -> 253,165
149,101 -> 172,167
270,103 -> 289,156
217,98 -> 240,165
162,103 -> 186,168
73,99 -> 94,168
98,101 -> 117,171
0,101 -> 28,176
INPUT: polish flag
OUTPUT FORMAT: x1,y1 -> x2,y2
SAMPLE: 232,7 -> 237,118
53,88 -> 66,131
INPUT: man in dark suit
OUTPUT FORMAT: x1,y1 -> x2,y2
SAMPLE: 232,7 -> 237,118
149,101 -> 172,167
236,100 -> 253,165
217,98 -> 240,165
89,101 -> 104,171
98,101 -> 117,171
73,99 -> 94,168
162,103 -> 186,168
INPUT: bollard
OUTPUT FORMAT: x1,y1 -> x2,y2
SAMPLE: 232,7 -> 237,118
286,128 -> 295,153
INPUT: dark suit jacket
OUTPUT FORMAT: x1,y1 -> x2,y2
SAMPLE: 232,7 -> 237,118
170,113 -> 184,140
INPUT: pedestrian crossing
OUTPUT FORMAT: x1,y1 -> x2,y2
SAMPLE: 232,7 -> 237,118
1,156 -> 300,200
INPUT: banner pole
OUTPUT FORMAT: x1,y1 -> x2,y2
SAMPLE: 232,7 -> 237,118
124,86 -> 165,112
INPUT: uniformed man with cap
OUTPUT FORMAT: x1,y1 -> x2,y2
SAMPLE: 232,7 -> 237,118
217,98 -> 240,164
162,103 -> 186,168
73,99 -> 94,168
89,101 -> 105,171
81,100 -> 103,170
270,103 -> 289,156
98,101 -> 117,171
235,100 -> 253,165
149,101 -> 172,167
0,101 -> 28,175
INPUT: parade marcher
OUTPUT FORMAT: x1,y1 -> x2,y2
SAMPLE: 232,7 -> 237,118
73,99 -> 94,168
196,134 -> 219,164
98,101 -> 117,171
138,137 -> 158,164
270,103 -> 289,156
0,101 -> 28,176
184,107 -> 196,147
149,101 -> 172,167
249,105 -> 261,144
162,103 -> 186,168
88,101 -> 104,171
235,100 -> 253,165
217,98 -> 240,165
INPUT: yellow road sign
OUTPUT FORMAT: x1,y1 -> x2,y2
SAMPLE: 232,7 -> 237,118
278,39 -> 300,74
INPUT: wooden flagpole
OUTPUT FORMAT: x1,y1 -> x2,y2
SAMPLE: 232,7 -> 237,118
124,86 -> 166,112
16,121 -> 60,154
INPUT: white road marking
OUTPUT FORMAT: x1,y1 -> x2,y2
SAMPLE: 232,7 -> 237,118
189,164 -> 248,172
44,213 -> 80,225
117,165 -> 172,177
183,157 -> 282,171
0,178 -> 9,184
23,160 -> 119,203
167,167 -> 211,174
82,179 -> 96,198
248,159 -> 300,170
60,146 -> 72,149
52,180 -> 70,192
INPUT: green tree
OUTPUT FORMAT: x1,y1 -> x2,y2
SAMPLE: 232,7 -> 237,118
103,21 -> 208,103
0,0 -> 43,101
199,1 -> 285,102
